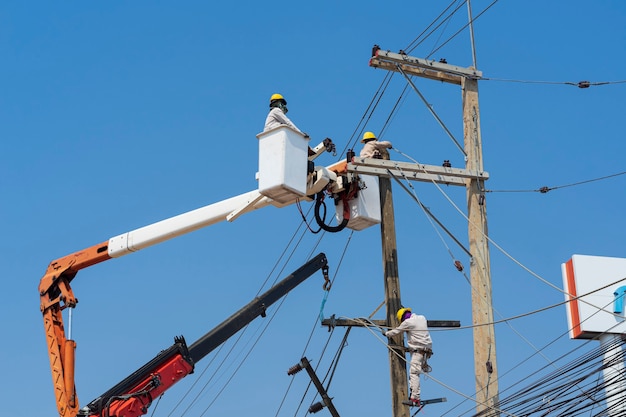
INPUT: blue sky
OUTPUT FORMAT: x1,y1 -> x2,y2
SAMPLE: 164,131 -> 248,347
2,1 -> 626,416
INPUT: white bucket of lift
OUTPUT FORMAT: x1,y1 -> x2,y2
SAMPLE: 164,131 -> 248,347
335,174 -> 381,231
256,126 -> 310,204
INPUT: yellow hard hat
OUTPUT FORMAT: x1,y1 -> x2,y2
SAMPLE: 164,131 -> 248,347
396,307 -> 412,323
270,93 -> 286,104
361,131 -> 377,143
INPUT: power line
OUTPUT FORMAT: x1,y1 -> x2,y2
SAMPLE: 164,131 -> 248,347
486,171 -> 626,194
468,337 -> 626,417
424,0 -> 500,60
403,0 -> 463,53
482,77 -> 626,88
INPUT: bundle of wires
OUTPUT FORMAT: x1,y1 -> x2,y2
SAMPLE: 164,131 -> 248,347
470,336 -> 626,417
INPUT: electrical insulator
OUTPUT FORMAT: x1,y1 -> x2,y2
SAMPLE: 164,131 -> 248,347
486,361 -> 493,374
454,260 -> 463,272
308,402 -> 324,413
287,363 -> 303,376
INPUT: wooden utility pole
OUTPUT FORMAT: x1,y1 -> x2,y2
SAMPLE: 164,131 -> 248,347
463,77 -> 500,415
367,48 -> 500,415
378,149 -> 410,417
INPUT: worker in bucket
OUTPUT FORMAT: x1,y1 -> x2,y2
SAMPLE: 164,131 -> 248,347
264,93 -> 309,138
359,131 -> 392,158
385,307 -> 433,406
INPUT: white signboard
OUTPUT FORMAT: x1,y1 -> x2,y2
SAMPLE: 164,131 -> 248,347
561,254 -> 626,339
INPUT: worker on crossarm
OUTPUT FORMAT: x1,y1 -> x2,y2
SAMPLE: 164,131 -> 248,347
264,93 -> 309,138
359,131 -> 392,158
385,307 -> 433,407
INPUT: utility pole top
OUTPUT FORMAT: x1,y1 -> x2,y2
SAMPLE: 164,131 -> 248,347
369,47 -> 482,84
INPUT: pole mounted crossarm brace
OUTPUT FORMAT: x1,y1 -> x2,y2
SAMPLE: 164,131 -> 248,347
320,317 -> 460,330
395,64 -> 467,157
369,48 -> 482,85
348,157 -> 489,186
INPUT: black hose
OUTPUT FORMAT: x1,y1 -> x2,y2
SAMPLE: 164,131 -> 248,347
314,192 -> 349,233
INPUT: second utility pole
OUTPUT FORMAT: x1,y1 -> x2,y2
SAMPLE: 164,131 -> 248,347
379,148 -> 410,417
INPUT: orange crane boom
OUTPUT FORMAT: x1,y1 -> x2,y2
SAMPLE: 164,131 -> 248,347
37,129 -> 365,417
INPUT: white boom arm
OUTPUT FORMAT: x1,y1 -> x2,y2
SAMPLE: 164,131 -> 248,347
108,189 -> 272,257
108,127 -> 340,258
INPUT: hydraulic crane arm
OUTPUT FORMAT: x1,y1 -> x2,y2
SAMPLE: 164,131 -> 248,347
38,128 -> 366,417
77,253 -> 329,417
38,189 -> 275,417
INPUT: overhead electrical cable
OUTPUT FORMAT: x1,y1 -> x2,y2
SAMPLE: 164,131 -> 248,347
442,300 -> 619,416
389,166 -> 471,257
404,0 -> 467,56
287,322 -> 337,417
195,286 -> 300,417
284,234 -> 356,417
482,77 -> 626,88
389,154 -> 556,399
195,228 -> 330,416
431,274 -> 626,330
352,2 -> 468,158
338,72 -> 396,159
425,0 -> 500,59
181,222 -> 319,413
166,342 -> 230,417
353,316 -> 515,417
172,212 -> 328,416
378,82 -> 410,139
484,300 -> 626,417
487,170 -> 626,194
342,2 -> 624,415
391,147 -> 626,413
403,0 -> 461,53
396,65 -> 467,156
466,337 -> 626,417
425,0 -> 458,61
394,164 -> 470,271
393,149 -> 622,318
391,156 -> 550,396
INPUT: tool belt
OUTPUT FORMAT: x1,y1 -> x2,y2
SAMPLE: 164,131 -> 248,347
410,348 -> 433,373
411,348 -> 433,358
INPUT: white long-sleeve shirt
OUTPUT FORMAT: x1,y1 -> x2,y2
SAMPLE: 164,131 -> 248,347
264,107 -> 304,134
360,140 -> 392,158
385,313 -> 432,352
